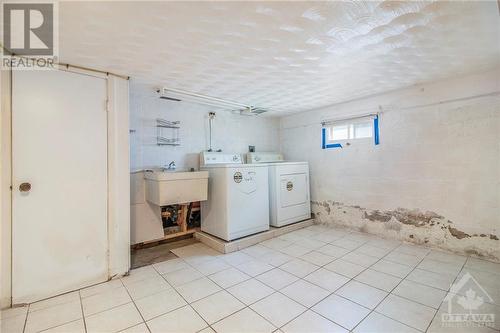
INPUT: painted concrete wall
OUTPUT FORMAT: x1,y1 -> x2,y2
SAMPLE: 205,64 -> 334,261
129,87 -> 280,171
129,86 -> 280,244
280,69 -> 500,261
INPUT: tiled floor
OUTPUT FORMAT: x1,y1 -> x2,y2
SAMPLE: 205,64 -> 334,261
2,225 -> 499,333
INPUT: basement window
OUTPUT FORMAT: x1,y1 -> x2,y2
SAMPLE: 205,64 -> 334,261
322,114 -> 379,149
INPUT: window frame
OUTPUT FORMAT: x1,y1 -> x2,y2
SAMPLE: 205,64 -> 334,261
321,114 -> 379,149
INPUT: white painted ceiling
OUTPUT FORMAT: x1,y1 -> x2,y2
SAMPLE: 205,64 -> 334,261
59,1 -> 500,115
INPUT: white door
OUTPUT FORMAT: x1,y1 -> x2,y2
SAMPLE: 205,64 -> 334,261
12,70 -> 108,303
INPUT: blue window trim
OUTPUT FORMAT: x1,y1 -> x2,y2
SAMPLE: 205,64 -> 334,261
374,115 -> 380,145
322,114 -> 380,149
321,128 -> 342,149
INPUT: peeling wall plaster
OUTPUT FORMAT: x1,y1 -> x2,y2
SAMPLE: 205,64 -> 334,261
280,69 -> 500,261
313,201 -> 500,261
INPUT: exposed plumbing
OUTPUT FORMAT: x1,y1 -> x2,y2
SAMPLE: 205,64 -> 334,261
208,112 -> 216,152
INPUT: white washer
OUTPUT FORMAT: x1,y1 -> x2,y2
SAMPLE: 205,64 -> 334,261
200,152 -> 270,241
247,152 -> 311,227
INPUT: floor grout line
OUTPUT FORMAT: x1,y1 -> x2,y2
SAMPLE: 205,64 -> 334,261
78,290 -> 88,333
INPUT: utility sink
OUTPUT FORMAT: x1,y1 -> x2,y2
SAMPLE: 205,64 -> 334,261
144,169 -> 209,206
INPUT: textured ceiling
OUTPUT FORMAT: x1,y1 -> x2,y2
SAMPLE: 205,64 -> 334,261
59,1 -> 500,115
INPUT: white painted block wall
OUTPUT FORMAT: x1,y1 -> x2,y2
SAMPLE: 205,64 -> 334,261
280,69 -> 500,260
129,86 -> 280,244
130,88 -> 280,171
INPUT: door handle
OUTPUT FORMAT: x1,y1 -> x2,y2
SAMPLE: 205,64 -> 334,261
19,182 -> 32,192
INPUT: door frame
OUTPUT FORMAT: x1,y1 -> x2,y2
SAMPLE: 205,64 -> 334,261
0,65 -> 130,308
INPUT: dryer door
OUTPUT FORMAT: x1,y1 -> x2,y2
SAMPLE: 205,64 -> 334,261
280,173 -> 308,207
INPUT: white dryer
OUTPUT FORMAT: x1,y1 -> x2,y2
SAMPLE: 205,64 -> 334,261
200,152 -> 270,241
247,152 -> 311,227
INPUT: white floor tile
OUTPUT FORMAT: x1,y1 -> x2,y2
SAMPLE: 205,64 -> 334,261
465,257 -> 500,276
191,290 -> 245,324
80,279 -> 124,298
335,280 -> 388,309
175,277 -> 222,303
370,259 -> 413,278
258,251 -> 294,267
353,311 -> 420,333
29,291 -> 80,312
426,250 -> 467,265
125,275 -> 172,299
190,258 -> 231,276
341,252 -> 379,267
82,286 -> 131,316
219,251 -> 254,266
431,300 -> 500,332
1,313 -> 27,333
236,260 -> 273,277
394,244 -> 430,257
250,293 -> 306,327
208,267 -> 250,289
354,244 -> 391,258
354,269 -> 402,292
406,268 -> 455,291
153,258 -> 190,275
282,310 -> 347,333
198,327 -> 216,333
227,279 -> 274,305
384,252 -> 422,267
375,294 -> 436,331
25,300 -> 82,333
261,238 -> 294,250
135,288 -> 187,320
331,238 -> 364,251
85,302 -> 143,333
279,244 -> 313,257
119,323 -> 150,333
241,244 -> 274,258
1,306 -> 28,320
300,251 -> 335,266
456,268 -> 500,305
146,305 -> 207,333
121,265 -> 160,286
311,232 -> 343,243
304,268 -> 350,292
42,319 -> 85,333
256,268 -> 299,290
393,279 -> 447,308
163,267 -> 204,287
316,244 -> 351,258
298,238 -> 327,250
417,258 -> 462,277
324,259 -> 366,278
281,280 -> 330,307
279,259 -> 319,278
366,238 -> 400,250
292,229 -> 317,238
312,294 -> 370,330
211,308 -> 275,333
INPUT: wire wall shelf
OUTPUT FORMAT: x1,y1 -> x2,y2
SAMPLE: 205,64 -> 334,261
156,118 -> 180,146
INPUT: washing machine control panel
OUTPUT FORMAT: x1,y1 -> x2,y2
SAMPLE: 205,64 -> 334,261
200,152 -> 242,166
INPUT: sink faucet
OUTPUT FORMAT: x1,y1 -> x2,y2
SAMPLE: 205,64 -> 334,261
166,161 -> 176,170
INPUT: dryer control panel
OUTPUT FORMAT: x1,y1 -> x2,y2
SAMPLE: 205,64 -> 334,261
247,152 -> 284,163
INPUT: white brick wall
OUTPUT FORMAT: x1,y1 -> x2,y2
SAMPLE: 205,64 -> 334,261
130,88 -> 280,171
280,69 -> 500,259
